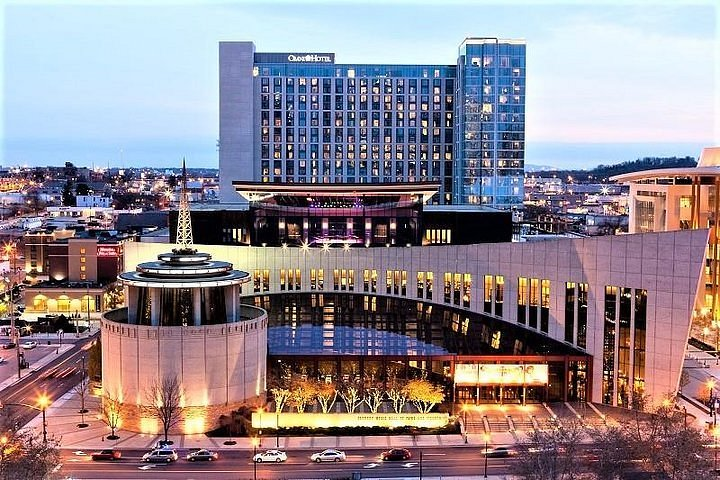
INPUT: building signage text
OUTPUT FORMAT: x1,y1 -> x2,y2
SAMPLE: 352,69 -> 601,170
254,53 -> 335,64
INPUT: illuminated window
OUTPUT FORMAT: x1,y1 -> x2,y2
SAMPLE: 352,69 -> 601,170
483,275 -> 493,313
495,276 -> 504,317
80,265 -> 86,272
517,277 -> 527,324
463,273 -> 471,308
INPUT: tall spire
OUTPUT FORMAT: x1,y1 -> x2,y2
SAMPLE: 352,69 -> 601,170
175,158 -> 195,252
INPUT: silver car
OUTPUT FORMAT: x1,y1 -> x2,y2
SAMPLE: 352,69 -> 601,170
253,449 -> 287,463
142,449 -> 178,463
310,449 -> 346,463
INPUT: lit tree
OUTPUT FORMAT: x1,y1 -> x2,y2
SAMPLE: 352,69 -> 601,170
270,387 -> 291,413
387,386 -> 407,414
403,378 -> 444,413
0,412 -> 61,480
101,392 -> 123,440
364,388 -> 384,413
288,377 -> 316,413
338,386 -> 363,413
73,368 -> 89,428
144,375 -> 183,442
314,381 -> 337,413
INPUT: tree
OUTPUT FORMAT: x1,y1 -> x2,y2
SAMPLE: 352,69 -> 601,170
364,388 -> 384,413
403,378 -> 444,413
339,386 -> 363,413
144,375 -> 183,442
288,378 -> 316,413
512,420 -> 586,480
73,368 -> 89,428
61,181 -> 76,207
75,183 -> 90,196
101,392 -> 123,440
270,387 -> 291,413
387,386 -> 407,414
314,381 -> 337,413
87,339 -> 101,382
0,412 -> 61,480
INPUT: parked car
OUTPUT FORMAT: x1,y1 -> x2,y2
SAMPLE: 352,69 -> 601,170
142,449 -> 178,463
310,449 -> 346,463
90,449 -> 121,461
482,446 -> 514,458
186,449 -> 218,462
20,341 -> 37,350
380,448 -> 412,461
1,343 -> 15,350
253,449 -> 287,463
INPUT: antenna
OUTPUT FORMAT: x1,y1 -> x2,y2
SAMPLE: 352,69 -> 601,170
174,157 -> 195,253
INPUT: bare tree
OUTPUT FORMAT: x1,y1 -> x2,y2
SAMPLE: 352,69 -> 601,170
270,387 -> 291,413
73,370 -> 89,428
387,384 -> 408,413
0,408 -> 62,480
101,392 -> 123,440
314,381 -> 337,413
144,375 -> 183,442
512,420 -> 586,480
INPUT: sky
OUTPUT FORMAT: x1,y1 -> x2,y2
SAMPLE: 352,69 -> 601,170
1,0 -> 718,170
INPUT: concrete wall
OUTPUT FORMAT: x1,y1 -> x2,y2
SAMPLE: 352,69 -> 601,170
101,305 -> 268,434
123,229 -> 709,407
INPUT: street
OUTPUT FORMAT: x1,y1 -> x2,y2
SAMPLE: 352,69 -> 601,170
61,447 -> 515,479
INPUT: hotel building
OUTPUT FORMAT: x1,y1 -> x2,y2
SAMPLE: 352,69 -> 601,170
219,38 -> 526,209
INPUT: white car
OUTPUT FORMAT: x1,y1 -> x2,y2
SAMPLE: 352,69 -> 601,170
253,449 -> 287,463
142,449 -> 178,463
21,341 -> 37,350
310,449 -> 346,463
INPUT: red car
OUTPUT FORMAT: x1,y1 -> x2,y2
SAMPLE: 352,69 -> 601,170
380,448 -> 412,461
91,449 -> 121,461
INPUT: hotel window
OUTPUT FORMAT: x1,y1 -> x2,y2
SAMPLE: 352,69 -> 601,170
602,286 -> 617,405
80,265 -> 86,272
529,278 -> 539,329
261,269 -> 270,292
371,269 -> 377,293
80,273 -> 86,280
417,272 -> 425,298
443,273 -> 452,303
577,283 -> 588,349
540,279 -> 550,333
565,282 -> 576,343
517,277 -> 527,324
333,269 -> 340,290
495,276 -> 504,317
463,274 -> 471,308
364,270 -> 370,292
401,270 -> 407,296
80,248 -> 86,254
80,257 -> 86,263
253,269 -> 262,293
394,270 -> 400,295
483,275 -> 493,313
386,270 -> 392,294
280,269 -> 287,291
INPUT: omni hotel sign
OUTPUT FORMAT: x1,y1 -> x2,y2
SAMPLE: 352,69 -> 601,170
454,364 -> 549,386
255,52 -> 336,64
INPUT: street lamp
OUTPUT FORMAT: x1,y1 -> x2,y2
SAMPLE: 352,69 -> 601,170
37,394 -> 49,444
251,436 -> 260,480
0,394 -> 51,445
256,407 -> 264,448
275,406 -> 280,448
483,433 -> 490,479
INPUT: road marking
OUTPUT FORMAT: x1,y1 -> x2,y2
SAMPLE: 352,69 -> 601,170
364,462 -> 380,469
72,450 -> 87,456
402,462 -> 418,468
138,465 -> 156,470
423,453 -> 446,456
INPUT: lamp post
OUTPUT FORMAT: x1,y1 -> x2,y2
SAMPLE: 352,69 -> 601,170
275,407 -> 280,448
0,393 -> 51,444
252,436 -> 259,480
462,403 -> 468,444
483,433 -> 490,479
257,407 -> 264,448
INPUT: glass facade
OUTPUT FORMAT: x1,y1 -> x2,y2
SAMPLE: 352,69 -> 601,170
455,39 -> 525,208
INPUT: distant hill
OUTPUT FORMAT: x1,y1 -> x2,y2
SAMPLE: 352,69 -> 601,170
528,156 -> 697,182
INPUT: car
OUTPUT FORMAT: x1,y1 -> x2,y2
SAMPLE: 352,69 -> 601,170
186,449 -> 218,462
380,448 -> 412,461
21,341 -> 37,350
253,449 -> 287,463
1,343 -> 15,350
310,449 -> 346,463
482,446 -> 514,458
142,449 -> 178,463
90,449 -> 121,461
